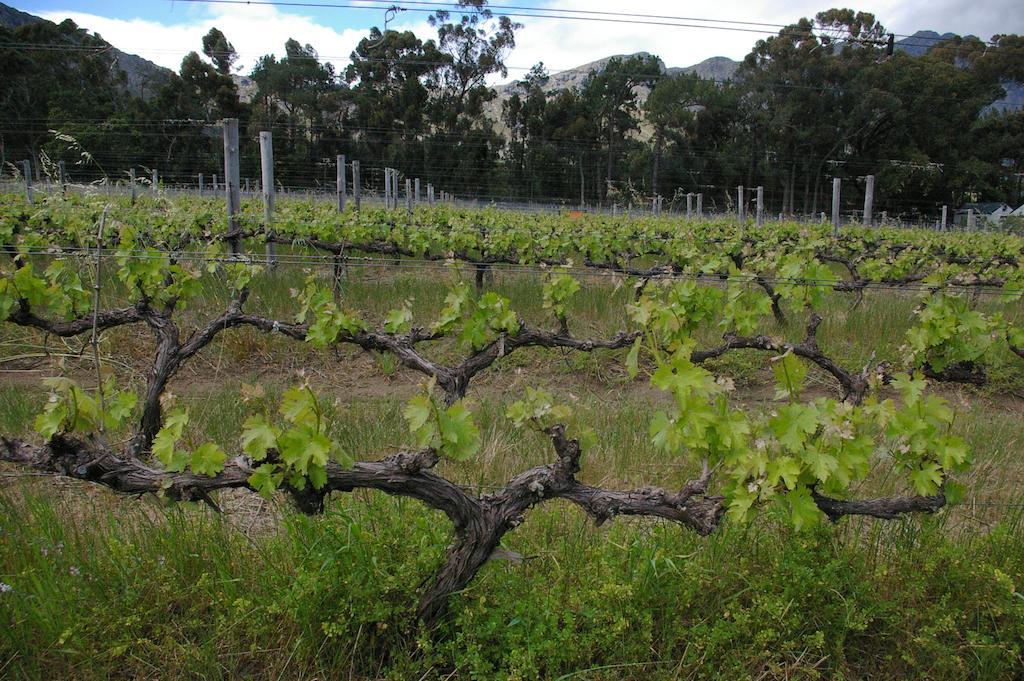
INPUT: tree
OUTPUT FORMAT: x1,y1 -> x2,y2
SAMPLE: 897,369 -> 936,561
578,54 -> 662,199
251,39 -> 343,182
202,27 -> 238,75
645,72 -> 713,194
344,29 -> 442,173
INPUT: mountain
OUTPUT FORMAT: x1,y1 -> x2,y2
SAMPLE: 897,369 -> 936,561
0,1 -> 36,28
0,2 -> 172,99
667,56 -> 741,81
895,30 -> 958,57
495,53 -> 739,100
484,53 -> 740,134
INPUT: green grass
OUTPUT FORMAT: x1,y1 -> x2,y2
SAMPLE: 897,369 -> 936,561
1,491 -> 1023,679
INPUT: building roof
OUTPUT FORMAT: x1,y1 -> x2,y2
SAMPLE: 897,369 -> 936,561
958,202 -> 1011,214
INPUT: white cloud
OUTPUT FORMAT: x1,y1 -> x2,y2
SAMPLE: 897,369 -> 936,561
36,0 -> 1024,84
487,0 -> 1024,81
36,5 -> 370,74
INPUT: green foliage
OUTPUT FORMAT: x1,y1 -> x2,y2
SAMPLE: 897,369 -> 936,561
628,281 -> 724,351
383,300 -> 414,334
153,408 -> 190,472
295,277 -> 367,348
33,377 -> 136,440
432,282 -> 472,334
721,283 -> 773,335
905,293 -> 1001,371
774,255 -> 837,312
151,407 -> 230,478
541,272 -> 580,324
0,262 -> 90,321
402,380 -> 480,461
239,385 -> 352,497
771,349 -> 807,401
429,284 -> 521,349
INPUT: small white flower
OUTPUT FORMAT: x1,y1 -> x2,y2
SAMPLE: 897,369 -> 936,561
0,583 -> 11,593
68,566 -> 80,577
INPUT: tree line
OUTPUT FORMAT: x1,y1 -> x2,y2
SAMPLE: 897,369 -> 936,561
2,3 -> 1023,218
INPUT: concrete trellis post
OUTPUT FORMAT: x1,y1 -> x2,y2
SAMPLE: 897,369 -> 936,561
941,205 -> 948,231
686,193 -> 693,219
863,175 -> 874,226
352,161 -> 361,212
737,186 -> 745,222
199,173 -> 205,197
58,160 -> 67,194
696,193 -> 703,218
967,209 -> 976,231
415,178 -> 420,206
130,168 -> 137,204
222,118 -> 242,256
831,177 -> 841,236
22,160 -> 33,203
427,184 -> 434,206
756,186 -> 764,226
405,178 -> 413,216
152,169 -> 158,192
260,131 -> 276,267
336,155 -> 346,212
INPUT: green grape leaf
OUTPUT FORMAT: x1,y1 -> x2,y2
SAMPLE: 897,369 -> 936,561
384,303 -> 413,334
240,415 -> 280,461
279,387 -> 320,430
403,393 -> 435,444
104,390 -> 137,427
909,461 -> 944,496
786,486 -> 821,531
190,442 -> 227,477
437,402 -> 480,461
771,403 -> 819,452
649,411 -> 682,453
248,463 -> 283,499
767,455 -> 802,490
34,402 -> 67,440
772,350 -> 807,401
625,336 -> 641,379
890,372 -> 926,407
153,408 -> 189,471
307,463 -> 328,490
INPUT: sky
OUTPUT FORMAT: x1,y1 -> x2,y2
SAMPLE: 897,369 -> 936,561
13,0 -> 1024,83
